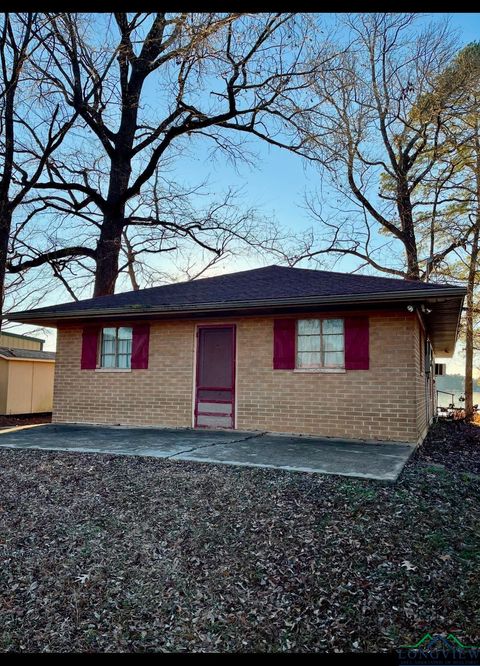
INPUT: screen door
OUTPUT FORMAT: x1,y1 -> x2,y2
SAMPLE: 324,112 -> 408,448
195,325 -> 235,428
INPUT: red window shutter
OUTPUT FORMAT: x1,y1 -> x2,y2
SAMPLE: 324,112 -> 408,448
81,326 -> 99,369
131,324 -> 150,369
344,317 -> 369,370
273,319 -> 296,369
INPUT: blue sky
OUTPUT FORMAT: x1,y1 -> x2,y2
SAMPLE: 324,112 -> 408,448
10,13 -> 480,375
157,12 -> 477,376
181,12 -> 480,271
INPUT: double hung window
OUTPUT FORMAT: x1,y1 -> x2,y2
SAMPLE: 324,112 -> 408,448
100,327 -> 133,368
296,319 -> 344,369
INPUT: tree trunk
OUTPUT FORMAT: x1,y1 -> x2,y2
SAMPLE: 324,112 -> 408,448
464,225 -> 479,421
92,72 -> 143,297
93,215 -> 123,296
93,127 -> 135,296
0,51 -> 16,320
404,229 -> 420,281
397,176 -> 420,280
93,159 -> 128,296
0,203 -> 12,317
465,132 -> 480,421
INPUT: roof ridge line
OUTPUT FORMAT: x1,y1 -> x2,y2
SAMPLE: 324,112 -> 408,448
267,263 -> 461,287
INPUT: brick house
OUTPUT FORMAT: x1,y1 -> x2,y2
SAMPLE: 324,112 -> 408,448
7,266 -> 466,444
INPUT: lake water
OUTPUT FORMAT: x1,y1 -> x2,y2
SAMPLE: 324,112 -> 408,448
436,390 -> 480,409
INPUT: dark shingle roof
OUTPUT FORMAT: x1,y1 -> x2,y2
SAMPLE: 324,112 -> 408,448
5,265 -> 465,321
0,347 -> 55,361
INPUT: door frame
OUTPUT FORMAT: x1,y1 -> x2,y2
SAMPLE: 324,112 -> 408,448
193,323 -> 237,429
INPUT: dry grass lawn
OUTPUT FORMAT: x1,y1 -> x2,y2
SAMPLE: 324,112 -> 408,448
0,419 -> 478,652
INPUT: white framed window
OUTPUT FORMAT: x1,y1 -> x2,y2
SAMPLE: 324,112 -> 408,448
100,326 -> 133,369
296,318 -> 344,369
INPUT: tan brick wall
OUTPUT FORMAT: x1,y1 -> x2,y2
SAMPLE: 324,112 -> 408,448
53,311 -> 423,443
235,312 -> 418,442
53,321 -> 195,428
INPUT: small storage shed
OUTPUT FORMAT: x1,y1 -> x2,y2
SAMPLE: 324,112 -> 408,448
0,346 -> 56,415
0,331 -> 46,351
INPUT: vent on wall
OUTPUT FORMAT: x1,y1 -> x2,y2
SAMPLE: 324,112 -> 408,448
434,363 -> 447,376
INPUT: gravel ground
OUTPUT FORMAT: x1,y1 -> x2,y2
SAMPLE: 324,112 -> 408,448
0,419 -> 478,653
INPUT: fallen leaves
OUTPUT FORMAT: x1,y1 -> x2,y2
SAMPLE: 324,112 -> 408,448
400,560 -> 417,571
0,420 -> 478,652
411,419 -> 480,475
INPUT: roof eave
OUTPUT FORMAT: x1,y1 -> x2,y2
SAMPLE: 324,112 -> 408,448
5,286 -> 468,325
0,355 -> 55,363
427,293 -> 466,358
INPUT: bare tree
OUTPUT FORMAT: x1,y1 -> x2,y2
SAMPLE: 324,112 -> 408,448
288,13 -> 470,280
0,13 -> 77,318
417,42 -> 480,419
17,12 -> 324,296
114,179 -> 284,291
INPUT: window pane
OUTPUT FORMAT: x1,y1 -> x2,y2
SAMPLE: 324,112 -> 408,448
102,327 -> 116,341
298,319 -> 320,335
297,351 -> 321,368
323,351 -> 344,367
119,328 -> 132,367
102,340 -> 115,355
102,327 -> 116,354
100,327 -> 133,368
297,334 -> 321,352
323,334 -> 344,352
322,319 -> 343,334
117,338 -> 132,355
102,354 -> 116,368
117,354 -> 131,369
118,326 -> 133,341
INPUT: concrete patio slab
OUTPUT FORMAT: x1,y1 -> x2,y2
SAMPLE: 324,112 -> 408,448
0,423 -> 415,480
175,434 -> 415,481
0,423 -> 258,458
